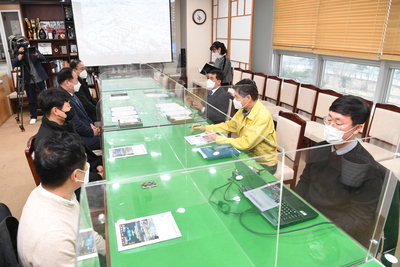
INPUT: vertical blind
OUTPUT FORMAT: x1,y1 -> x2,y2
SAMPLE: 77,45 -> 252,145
272,0 -> 400,61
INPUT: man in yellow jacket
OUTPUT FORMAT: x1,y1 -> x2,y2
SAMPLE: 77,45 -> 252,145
192,79 -> 278,173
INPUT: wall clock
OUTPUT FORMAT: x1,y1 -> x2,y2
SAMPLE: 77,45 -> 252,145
193,9 -> 206,25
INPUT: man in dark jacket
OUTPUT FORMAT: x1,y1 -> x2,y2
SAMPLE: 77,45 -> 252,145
12,37 -> 49,124
295,95 -> 388,247
57,67 -> 101,150
70,59 -> 98,122
35,87 -> 103,184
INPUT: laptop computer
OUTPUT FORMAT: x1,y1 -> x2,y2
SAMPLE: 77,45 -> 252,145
234,160 -> 319,229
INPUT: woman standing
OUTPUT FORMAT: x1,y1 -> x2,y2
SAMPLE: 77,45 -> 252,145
210,41 -> 232,86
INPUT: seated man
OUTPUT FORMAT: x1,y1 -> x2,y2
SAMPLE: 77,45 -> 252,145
18,131 -> 106,267
192,78 -> 278,173
186,70 -> 230,124
295,95 -> 387,247
36,87 -> 103,184
70,59 -> 98,122
58,67 -> 101,150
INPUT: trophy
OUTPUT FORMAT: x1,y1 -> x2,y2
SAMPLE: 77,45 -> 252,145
24,18 -> 33,40
37,18 -> 46,39
31,19 -> 37,40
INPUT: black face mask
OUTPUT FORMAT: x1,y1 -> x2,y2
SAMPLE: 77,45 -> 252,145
58,107 -> 75,122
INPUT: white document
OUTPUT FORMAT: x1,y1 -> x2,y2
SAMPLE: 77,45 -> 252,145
115,211 -> 181,251
184,132 -> 225,146
109,144 -> 147,159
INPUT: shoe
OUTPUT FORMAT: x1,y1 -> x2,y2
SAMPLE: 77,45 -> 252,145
30,118 -> 37,125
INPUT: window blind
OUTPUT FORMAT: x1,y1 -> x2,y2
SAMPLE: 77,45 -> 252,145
273,0 -> 394,61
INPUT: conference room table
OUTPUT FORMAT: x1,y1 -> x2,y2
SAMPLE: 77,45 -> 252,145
80,72 -> 384,266
99,76 -> 207,131
80,159 -> 381,267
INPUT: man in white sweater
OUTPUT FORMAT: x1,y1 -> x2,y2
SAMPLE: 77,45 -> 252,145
18,131 -> 106,267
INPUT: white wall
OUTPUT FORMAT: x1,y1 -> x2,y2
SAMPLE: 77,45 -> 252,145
182,0 -> 212,87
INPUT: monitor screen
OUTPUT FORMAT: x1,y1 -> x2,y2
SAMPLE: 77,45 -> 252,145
71,0 -> 173,66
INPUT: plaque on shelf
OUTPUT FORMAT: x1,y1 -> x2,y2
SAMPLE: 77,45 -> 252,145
70,44 -> 77,53
60,45 -> 67,55
52,45 -> 60,55
38,28 -> 47,39
38,43 -> 52,55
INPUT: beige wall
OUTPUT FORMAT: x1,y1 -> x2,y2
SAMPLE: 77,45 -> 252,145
183,0 -> 212,88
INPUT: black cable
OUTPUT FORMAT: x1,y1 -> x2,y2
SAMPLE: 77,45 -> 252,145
238,208 -> 335,235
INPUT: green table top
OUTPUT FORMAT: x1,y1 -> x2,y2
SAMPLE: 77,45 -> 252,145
100,162 -> 372,267
100,87 -> 206,131
103,124 -> 247,180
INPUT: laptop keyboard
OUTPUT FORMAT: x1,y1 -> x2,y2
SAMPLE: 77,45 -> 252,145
266,184 -> 303,221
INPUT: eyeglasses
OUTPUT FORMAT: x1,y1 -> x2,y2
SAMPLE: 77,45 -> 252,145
323,116 -> 350,130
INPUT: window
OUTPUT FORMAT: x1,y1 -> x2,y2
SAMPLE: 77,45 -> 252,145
321,60 -> 380,99
279,55 -> 314,84
387,69 -> 400,106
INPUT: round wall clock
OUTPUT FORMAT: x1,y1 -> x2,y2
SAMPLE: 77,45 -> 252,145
193,9 -> 206,25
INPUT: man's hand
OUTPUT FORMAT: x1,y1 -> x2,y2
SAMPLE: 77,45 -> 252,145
96,165 -> 104,179
204,130 -> 217,142
186,95 -> 194,104
191,124 -> 206,133
192,100 -> 204,111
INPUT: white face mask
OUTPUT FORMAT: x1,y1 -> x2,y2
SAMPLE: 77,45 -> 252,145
206,79 -> 215,90
73,81 -> 81,92
233,97 -> 248,110
77,162 -> 90,184
79,70 -> 88,79
324,125 -> 356,145
212,52 -> 220,61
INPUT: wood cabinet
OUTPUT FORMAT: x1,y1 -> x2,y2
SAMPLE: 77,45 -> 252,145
19,1 -> 78,87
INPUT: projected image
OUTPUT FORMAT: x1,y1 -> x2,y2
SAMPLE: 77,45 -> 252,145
72,0 -> 172,66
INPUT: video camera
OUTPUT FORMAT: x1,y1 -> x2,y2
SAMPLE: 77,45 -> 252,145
9,36 -> 36,55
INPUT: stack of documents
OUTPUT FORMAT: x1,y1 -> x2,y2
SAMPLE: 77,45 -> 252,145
155,103 -> 193,122
111,106 -> 143,127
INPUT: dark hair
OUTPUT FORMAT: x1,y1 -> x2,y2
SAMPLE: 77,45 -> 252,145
234,78 -> 258,101
329,95 -> 370,125
209,69 -> 224,83
210,41 -> 227,55
69,59 -> 82,70
38,87 -> 70,116
34,131 -> 86,189
57,67 -> 74,85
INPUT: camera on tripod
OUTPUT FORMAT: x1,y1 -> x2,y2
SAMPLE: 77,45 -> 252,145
11,37 -> 36,55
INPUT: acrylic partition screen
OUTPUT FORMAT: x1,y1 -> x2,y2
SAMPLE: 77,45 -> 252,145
71,0 -> 173,66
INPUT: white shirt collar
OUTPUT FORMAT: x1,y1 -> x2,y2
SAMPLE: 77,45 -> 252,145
331,139 -> 358,155
38,184 -> 76,206
211,86 -> 220,95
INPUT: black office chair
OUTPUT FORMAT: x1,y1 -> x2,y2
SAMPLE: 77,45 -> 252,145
0,203 -> 19,267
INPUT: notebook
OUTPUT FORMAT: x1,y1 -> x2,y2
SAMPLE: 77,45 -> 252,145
234,161 -> 318,229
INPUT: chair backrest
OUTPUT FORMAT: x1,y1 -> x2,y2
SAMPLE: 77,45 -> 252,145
226,99 -> 233,121
276,111 -> 306,162
264,76 -> 283,104
174,82 -> 185,101
25,135 -> 40,186
295,84 -> 319,119
367,103 -> 400,146
277,79 -> 300,111
161,74 -> 169,89
93,75 -> 101,101
253,72 -> 267,99
241,70 -> 254,80
311,89 -> 342,121
276,111 -> 306,189
232,67 -> 243,85
0,203 -> 19,267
